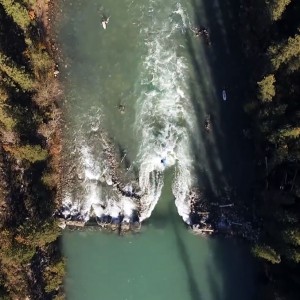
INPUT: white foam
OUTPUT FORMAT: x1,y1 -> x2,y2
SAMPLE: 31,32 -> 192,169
122,197 -> 136,219
62,132 -> 142,222
173,2 -> 189,30
135,4 -> 195,222
62,132 -> 139,222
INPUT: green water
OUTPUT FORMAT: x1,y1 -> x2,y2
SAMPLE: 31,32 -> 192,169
55,0 -> 257,299
64,170 -> 255,300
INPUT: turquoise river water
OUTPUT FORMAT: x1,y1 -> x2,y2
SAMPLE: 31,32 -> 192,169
54,0 -> 257,299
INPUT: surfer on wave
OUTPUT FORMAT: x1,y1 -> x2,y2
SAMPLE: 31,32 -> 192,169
161,158 -> 167,167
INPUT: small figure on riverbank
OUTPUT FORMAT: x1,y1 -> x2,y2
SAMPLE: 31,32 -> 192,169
101,16 -> 110,29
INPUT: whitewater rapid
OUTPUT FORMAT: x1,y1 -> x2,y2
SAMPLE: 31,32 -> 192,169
61,2 -> 198,225
135,2 -> 196,223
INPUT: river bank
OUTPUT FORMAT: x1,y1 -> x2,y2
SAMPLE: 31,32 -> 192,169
0,0 -> 64,299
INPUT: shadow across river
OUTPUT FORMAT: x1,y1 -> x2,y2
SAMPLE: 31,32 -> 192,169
182,0 -> 258,299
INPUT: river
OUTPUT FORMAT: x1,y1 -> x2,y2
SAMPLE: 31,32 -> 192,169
54,0 -> 257,299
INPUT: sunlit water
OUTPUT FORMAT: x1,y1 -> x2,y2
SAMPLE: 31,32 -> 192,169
54,0 -> 257,299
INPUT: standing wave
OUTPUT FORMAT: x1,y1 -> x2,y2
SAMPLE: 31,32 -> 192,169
61,109 -> 139,223
135,3 -> 195,223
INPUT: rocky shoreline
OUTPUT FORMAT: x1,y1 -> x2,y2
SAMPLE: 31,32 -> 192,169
189,187 -> 258,240
57,217 -> 141,235
57,174 -> 257,241
0,0 -> 66,298
55,127 -> 257,239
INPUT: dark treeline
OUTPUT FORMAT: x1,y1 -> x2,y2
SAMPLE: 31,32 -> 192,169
0,1 -> 64,299
241,0 -> 300,299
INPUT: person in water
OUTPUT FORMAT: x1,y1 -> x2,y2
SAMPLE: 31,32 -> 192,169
204,114 -> 211,131
101,16 -> 110,29
194,26 -> 211,45
118,104 -> 125,114
194,26 -> 206,36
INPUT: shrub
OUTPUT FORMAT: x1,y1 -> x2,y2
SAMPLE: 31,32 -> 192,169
283,228 -> 300,246
0,87 -> 8,103
16,222 -> 61,248
0,87 -> 16,131
1,243 -> 36,265
0,105 -> 16,131
28,45 -> 53,79
41,171 -> 58,189
3,144 -> 48,163
43,259 -> 65,293
286,248 -> 300,263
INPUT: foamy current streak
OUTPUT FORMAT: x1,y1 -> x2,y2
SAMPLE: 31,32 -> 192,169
136,3 -> 195,223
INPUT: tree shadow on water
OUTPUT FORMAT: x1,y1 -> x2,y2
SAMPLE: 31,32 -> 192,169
144,210 -> 169,230
183,1 -> 258,298
208,237 -> 258,300
170,204 -> 204,300
171,213 -> 256,300
186,0 -> 255,194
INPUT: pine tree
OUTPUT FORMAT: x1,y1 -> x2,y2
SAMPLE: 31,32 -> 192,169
0,87 -> 15,131
0,0 -> 31,30
266,0 -> 292,21
283,228 -> 300,246
280,127 -> 300,139
252,244 -> 281,264
285,248 -> 300,263
0,106 -> 16,131
257,74 -> 276,102
286,55 -> 300,73
0,52 -> 35,91
269,31 -> 300,70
